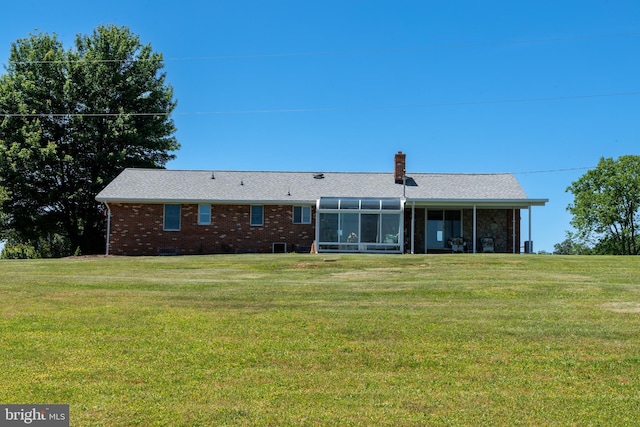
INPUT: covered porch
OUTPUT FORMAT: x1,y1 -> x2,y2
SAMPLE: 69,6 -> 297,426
403,200 -> 547,254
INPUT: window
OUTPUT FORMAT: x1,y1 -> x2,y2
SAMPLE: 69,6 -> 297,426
250,205 -> 263,226
198,204 -> 211,225
293,206 -> 311,224
164,204 -> 181,231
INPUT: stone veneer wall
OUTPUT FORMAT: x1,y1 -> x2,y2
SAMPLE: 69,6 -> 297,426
462,208 -> 521,253
108,203 -> 316,255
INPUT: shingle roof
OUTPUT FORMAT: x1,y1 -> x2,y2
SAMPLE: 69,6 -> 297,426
96,168 -> 546,206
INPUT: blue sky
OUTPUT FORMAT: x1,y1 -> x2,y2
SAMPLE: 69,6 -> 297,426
2,1 -> 639,252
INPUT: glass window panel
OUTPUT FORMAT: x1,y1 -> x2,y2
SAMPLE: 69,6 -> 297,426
319,198 -> 339,209
302,206 -> 311,223
250,205 -> 263,226
445,210 -> 461,221
381,214 -> 400,243
319,213 -> 338,242
428,210 -> 443,221
164,204 -> 181,231
427,210 -> 444,249
361,214 -> 379,243
198,204 -> 211,225
361,199 -> 381,210
340,213 -> 359,242
444,210 -> 462,242
381,199 -> 401,210
340,199 -> 359,209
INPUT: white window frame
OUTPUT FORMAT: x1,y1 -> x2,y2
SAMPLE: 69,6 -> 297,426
250,205 -> 264,226
293,206 -> 312,224
163,204 -> 181,231
198,204 -> 211,225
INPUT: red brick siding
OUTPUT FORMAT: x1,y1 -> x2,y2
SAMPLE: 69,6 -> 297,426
108,203 -> 315,255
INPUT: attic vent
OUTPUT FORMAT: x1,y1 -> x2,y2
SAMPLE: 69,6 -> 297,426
313,173 -> 325,179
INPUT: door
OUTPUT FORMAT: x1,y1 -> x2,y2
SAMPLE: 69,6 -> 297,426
427,210 -> 444,250
426,210 -> 462,251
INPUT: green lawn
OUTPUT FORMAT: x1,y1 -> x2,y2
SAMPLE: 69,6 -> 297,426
1,254 -> 639,426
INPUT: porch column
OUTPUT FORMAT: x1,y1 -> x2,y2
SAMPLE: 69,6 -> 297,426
528,205 -> 532,254
472,204 -> 477,253
512,208 -> 516,254
411,202 -> 415,254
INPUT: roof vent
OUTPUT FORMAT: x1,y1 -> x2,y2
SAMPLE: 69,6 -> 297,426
210,172 -> 215,179
313,173 -> 325,179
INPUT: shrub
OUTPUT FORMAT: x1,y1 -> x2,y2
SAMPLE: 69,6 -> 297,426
1,243 -> 41,259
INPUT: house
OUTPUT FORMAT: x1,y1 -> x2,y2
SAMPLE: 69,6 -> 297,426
95,152 -> 547,255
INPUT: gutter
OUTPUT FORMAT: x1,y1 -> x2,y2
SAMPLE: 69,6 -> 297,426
95,198 -> 319,205
405,198 -> 548,207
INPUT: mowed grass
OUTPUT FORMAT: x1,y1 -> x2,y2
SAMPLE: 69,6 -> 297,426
1,254 -> 639,426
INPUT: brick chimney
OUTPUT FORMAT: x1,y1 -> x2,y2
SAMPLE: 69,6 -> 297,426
394,151 -> 406,184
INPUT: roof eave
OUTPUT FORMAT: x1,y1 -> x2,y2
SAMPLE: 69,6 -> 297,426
405,198 -> 548,207
95,197 -> 317,205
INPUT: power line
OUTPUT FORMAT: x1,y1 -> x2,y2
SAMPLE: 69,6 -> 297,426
178,91 -> 640,115
3,90 -> 639,118
511,166 -> 594,175
12,31 -> 640,64
166,32 -> 640,61
1,112 -> 166,118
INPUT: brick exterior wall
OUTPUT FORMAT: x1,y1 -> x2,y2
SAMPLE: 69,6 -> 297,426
107,203 -> 316,256
107,203 -> 520,255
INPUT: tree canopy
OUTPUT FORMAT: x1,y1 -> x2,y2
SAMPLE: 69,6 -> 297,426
0,25 -> 179,256
566,155 -> 640,255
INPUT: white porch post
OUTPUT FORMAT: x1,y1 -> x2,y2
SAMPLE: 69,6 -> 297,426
528,205 -> 532,254
512,208 -> 516,254
473,204 -> 477,253
315,199 -> 320,253
411,202 -> 415,254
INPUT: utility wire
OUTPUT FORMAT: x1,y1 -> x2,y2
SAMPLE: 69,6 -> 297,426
3,90 -> 640,118
511,166 -> 594,175
166,32 -> 640,61
12,32 -> 640,64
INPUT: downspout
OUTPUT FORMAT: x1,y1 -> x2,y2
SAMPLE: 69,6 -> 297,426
403,174 -> 406,198
104,202 -> 111,256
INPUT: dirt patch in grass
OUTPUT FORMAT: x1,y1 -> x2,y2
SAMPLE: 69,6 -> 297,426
294,262 -> 319,269
601,302 -> 640,313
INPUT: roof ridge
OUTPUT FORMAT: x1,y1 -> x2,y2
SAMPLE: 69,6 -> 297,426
124,168 -> 515,176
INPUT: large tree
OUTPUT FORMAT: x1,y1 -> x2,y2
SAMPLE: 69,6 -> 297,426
0,25 -> 179,255
566,155 -> 640,255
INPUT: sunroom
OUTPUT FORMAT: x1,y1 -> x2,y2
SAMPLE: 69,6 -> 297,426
316,197 -> 404,253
